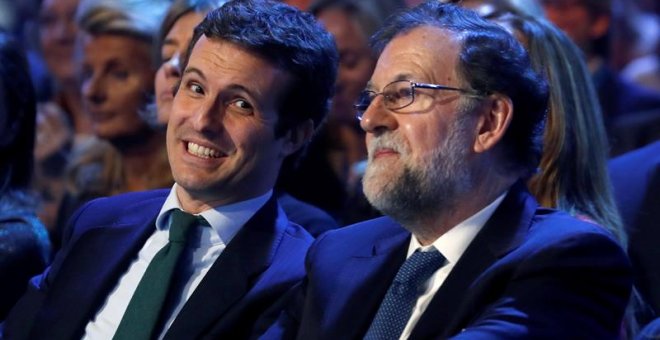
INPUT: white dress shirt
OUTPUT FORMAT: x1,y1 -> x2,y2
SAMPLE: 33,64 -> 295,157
83,184 -> 271,340
399,192 -> 506,340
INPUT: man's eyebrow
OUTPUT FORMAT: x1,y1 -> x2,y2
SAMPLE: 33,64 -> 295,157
365,73 -> 415,90
179,69 -> 260,100
183,67 -> 206,80
223,84 -> 262,104
393,73 -> 414,81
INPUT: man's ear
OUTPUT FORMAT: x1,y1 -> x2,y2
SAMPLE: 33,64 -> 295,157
281,118 -> 314,157
473,94 -> 513,154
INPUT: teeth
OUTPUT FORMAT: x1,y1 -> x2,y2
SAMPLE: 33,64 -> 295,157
187,142 -> 221,158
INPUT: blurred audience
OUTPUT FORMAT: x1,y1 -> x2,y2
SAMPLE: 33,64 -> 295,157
497,13 -> 625,242
540,0 -> 660,155
0,31 -> 50,320
52,0 -> 173,249
32,0 -> 92,236
148,0 -> 224,129
278,0 -> 403,223
457,1 -> 643,334
499,14 -> 639,332
38,0 -> 88,136
611,0 -> 660,91
283,0 -> 312,10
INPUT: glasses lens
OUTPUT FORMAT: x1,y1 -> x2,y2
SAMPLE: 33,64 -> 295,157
354,90 -> 374,120
383,81 -> 414,110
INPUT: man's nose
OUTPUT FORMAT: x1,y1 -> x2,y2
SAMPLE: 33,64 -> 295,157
359,96 -> 398,135
190,101 -> 225,135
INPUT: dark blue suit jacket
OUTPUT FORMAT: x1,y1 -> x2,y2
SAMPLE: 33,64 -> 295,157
609,141 -> 660,317
282,182 -> 632,339
3,189 -> 313,339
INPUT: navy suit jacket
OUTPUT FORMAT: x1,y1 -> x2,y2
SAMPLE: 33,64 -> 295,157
3,189 -> 313,339
609,141 -> 660,316
282,182 -> 632,339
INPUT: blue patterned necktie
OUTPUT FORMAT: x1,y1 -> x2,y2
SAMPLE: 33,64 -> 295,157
364,249 -> 446,340
113,209 -> 207,340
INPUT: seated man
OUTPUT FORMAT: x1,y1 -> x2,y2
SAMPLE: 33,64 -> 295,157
2,0 -> 337,339
282,2 -> 632,339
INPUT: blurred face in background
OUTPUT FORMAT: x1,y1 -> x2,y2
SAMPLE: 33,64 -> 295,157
80,33 -> 155,141
541,0 -> 609,55
317,8 -> 375,125
39,0 -> 79,84
155,11 -> 205,125
283,0 -> 311,10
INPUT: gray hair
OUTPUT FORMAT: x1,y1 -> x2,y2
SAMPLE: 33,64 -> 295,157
77,0 -> 170,42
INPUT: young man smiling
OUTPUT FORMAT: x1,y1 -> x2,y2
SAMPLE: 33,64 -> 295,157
2,1 -> 337,339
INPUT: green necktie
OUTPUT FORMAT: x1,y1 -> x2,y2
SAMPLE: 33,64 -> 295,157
112,209 -> 205,340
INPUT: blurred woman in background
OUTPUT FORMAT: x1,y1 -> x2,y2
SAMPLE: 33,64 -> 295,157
53,0 -> 173,247
148,0 -> 229,128
0,31 -> 50,320
456,0 -> 637,335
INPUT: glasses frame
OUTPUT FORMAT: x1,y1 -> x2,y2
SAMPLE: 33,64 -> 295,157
354,80 -> 484,120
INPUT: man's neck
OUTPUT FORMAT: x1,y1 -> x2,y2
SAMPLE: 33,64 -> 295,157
406,175 -> 515,246
175,184 -> 274,214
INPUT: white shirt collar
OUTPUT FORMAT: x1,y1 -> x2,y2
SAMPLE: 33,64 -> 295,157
407,191 -> 507,264
156,183 -> 272,246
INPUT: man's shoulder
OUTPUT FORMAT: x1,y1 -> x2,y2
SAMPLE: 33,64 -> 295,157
81,189 -> 169,209
276,192 -> 338,237
67,189 -> 169,233
326,216 -> 404,240
309,216 -> 407,256
609,140 -> 660,176
525,208 -> 623,251
278,218 -> 315,250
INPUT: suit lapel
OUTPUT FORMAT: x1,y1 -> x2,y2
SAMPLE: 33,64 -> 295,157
327,219 -> 410,339
164,197 -> 285,339
410,181 -> 537,339
33,199 -> 162,339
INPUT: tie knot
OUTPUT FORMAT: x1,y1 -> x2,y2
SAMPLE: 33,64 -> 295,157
169,209 -> 207,243
393,249 -> 445,287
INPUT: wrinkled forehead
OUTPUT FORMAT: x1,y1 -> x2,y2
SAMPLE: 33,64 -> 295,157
371,26 -> 464,86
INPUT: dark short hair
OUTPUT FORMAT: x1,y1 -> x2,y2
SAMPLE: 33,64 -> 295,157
182,0 -> 338,137
372,2 -> 548,174
0,31 -> 37,190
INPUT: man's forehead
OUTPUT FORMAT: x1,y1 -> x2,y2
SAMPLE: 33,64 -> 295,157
184,35 -> 293,103
371,26 -> 462,85
187,36 -> 268,77
189,36 -> 240,65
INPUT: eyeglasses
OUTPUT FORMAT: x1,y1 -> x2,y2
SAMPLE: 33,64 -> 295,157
354,80 -> 483,120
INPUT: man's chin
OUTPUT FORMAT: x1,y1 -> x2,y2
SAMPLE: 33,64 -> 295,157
363,177 -> 396,211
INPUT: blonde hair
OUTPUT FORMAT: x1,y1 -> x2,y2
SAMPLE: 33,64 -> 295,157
77,0 -> 169,42
497,15 -> 625,244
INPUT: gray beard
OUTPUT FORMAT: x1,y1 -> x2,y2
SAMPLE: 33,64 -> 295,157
363,119 -> 472,229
